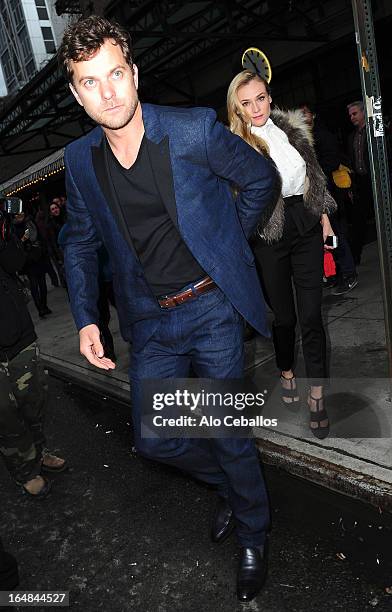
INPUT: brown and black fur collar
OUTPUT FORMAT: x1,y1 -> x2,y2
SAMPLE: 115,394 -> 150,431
256,108 -> 337,243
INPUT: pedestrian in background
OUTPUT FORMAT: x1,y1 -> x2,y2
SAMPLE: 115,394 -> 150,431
346,101 -> 374,265
47,199 -> 67,288
300,103 -> 357,295
0,208 -> 66,497
12,211 -> 52,318
35,207 -> 60,287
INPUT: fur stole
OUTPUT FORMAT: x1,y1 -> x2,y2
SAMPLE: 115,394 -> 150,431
256,108 -> 337,243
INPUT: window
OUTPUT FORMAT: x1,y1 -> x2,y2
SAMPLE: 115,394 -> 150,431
26,57 -> 35,77
0,24 -> 6,52
41,26 -> 55,53
35,0 -> 48,20
1,48 -> 19,90
19,25 -> 34,63
1,49 -> 13,84
10,0 -> 25,31
0,0 -> 35,91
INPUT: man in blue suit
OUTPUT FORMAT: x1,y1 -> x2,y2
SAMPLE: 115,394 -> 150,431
58,16 -> 276,602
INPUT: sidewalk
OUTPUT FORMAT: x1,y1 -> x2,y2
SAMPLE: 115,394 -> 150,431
32,240 -> 392,512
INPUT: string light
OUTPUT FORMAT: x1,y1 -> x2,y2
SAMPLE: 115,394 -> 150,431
5,164 -> 65,196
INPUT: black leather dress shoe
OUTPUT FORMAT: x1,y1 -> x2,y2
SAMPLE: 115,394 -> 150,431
210,497 -> 235,543
237,543 -> 268,602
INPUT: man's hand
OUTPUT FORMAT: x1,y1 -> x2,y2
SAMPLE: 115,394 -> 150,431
79,324 -> 116,370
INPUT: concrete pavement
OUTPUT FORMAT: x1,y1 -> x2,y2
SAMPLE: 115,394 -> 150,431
31,239 -> 392,512
3,376 -> 392,611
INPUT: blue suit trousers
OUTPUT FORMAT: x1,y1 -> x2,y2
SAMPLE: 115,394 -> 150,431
129,285 -> 270,547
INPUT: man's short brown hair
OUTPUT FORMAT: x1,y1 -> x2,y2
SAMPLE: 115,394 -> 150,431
57,15 -> 133,83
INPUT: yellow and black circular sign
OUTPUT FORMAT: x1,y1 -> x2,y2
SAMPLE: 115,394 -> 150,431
241,47 -> 272,83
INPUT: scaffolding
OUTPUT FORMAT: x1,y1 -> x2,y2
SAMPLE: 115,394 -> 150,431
352,0 -> 392,377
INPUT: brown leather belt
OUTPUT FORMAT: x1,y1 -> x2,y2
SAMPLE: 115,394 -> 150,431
158,276 -> 216,308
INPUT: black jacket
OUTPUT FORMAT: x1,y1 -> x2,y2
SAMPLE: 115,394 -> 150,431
312,121 -> 351,212
313,122 -> 341,177
347,128 -> 370,175
13,218 -> 47,276
0,236 -> 36,361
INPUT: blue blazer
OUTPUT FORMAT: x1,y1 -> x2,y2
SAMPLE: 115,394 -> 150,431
62,103 -> 276,348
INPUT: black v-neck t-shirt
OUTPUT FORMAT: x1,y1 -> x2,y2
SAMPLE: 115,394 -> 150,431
106,135 -> 205,295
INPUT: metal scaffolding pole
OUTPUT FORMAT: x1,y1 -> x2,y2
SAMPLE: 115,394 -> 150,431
351,0 -> 392,378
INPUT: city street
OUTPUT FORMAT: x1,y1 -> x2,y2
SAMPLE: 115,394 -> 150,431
1,376 -> 391,612
1,2 -> 392,611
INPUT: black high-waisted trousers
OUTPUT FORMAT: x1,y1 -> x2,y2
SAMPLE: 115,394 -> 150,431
253,198 -> 327,384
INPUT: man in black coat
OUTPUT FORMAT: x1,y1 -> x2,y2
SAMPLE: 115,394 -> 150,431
12,212 -> 52,317
347,100 -> 374,265
301,104 -> 357,294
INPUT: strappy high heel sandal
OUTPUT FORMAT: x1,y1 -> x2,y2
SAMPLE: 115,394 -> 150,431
280,373 -> 300,407
308,394 -> 330,439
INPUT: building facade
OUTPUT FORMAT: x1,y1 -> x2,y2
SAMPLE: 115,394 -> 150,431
0,0 -> 68,94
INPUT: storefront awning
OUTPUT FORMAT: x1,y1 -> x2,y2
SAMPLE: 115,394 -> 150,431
0,147 -> 65,196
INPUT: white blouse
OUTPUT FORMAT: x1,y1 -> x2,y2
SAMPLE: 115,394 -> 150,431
251,118 -> 306,198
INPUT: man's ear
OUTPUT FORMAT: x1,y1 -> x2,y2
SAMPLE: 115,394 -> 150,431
132,64 -> 139,90
269,95 -> 272,105
69,82 -> 84,107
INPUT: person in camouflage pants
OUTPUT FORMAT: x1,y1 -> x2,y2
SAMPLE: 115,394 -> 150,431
0,221 -> 65,497
0,342 -> 48,485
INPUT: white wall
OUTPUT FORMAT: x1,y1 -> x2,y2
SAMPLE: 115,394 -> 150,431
22,0 -> 49,69
21,0 -> 68,70
46,0 -> 71,47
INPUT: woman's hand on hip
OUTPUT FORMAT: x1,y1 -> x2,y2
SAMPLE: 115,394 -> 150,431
321,213 -> 335,250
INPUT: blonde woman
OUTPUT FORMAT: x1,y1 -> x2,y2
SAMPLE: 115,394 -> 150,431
227,70 -> 337,439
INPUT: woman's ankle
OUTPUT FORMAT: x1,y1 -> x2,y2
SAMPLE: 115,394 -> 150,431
281,369 -> 294,380
309,385 -> 323,400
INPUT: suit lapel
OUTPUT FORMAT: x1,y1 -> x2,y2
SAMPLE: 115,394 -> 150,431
91,136 -> 137,257
145,136 -> 178,228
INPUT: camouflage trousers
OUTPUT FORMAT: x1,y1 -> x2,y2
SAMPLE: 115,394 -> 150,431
0,342 -> 48,485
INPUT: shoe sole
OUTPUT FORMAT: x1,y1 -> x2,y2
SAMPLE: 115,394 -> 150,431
310,425 -> 330,439
331,280 -> 358,296
41,463 -> 68,473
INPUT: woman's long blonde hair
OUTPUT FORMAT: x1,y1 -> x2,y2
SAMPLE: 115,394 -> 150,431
227,70 -> 270,156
